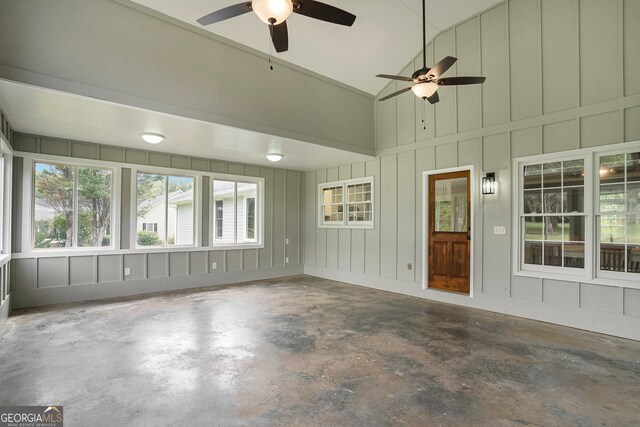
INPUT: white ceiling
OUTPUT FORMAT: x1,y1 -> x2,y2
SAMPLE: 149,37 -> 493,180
0,79 -> 374,171
131,0 -> 501,95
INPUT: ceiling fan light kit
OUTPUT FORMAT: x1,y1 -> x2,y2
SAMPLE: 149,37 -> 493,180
197,0 -> 356,53
252,0 -> 293,25
375,0 -> 486,104
411,82 -> 438,99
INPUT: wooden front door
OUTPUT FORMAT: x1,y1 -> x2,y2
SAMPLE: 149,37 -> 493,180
428,170 -> 471,294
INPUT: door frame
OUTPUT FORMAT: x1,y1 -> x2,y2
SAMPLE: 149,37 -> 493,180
422,165 -> 476,297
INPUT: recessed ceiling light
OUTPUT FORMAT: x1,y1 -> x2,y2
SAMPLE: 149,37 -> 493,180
266,153 -> 284,162
141,133 -> 164,144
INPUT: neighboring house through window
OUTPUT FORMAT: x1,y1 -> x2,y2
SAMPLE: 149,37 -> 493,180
212,178 -> 263,247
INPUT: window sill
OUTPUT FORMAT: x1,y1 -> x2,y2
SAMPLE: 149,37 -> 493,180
210,243 -> 265,251
318,224 -> 374,230
514,269 -> 640,290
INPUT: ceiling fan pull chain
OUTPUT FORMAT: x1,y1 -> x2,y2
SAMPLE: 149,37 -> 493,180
422,100 -> 426,130
268,25 -> 274,70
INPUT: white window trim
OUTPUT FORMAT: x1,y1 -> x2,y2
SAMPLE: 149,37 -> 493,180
209,173 -> 265,250
318,176 -> 374,229
512,140 -> 640,290
0,137 -> 12,261
21,152 -> 121,256
131,166 -> 200,250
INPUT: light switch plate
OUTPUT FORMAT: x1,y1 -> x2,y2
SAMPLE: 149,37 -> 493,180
493,226 -> 507,235
211,262 -> 217,270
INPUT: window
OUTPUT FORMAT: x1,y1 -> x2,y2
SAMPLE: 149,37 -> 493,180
319,177 -> 374,228
597,151 -> 640,276
212,178 -> 263,247
245,197 -> 255,241
520,160 -> 586,270
142,223 -> 158,232
515,142 -> 640,287
33,161 -> 113,249
136,172 -> 195,247
214,200 -> 223,240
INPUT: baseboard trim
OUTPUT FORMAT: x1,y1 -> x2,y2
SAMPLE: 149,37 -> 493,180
303,265 -> 640,341
12,266 -> 303,309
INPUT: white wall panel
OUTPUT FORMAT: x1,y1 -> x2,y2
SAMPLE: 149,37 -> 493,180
579,0 -> 621,105
508,0 -> 541,121
624,0 -> 640,96
580,111 -> 622,148
456,17 -> 482,133
481,4 -> 509,126
541,0 -> 578,114
379,155 -> 397,279
543,120 -> 579,153
396,151 -> 415,282
434,29 -> 457,137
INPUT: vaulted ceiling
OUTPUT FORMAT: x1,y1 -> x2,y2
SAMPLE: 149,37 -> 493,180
131,0 -> 501,94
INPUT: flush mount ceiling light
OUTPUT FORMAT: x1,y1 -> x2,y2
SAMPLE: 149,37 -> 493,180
141,133 -> 164,144
266,153 -> 284,162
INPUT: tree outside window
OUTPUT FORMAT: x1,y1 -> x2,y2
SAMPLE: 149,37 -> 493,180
34,162 -> 112,249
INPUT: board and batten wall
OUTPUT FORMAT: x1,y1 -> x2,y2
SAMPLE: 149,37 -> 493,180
303,0 -> 640,340
11,134 -> 302,308
0,0 -> 374,156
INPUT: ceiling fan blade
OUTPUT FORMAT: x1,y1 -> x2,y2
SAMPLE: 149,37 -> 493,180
426,91 -> 439,104
378,87 -> 412,102
437,76 -> 486,86
197,2 -> 251,25
270,21 -> 289,53
427,56 -> 457,79
293,0 -> 356,26
376,74 -> 414,82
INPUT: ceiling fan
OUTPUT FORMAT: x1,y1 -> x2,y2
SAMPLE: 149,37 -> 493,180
197,0 -> 356,53
376,0 -> 485,104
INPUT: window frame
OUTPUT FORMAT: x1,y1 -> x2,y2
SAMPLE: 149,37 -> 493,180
513,141 -> 640,289
318,177 -> 374,229
132,168 -> 199,250
594,146 -> 640,282
209,173 -> 264,250
23,154 -> 120,255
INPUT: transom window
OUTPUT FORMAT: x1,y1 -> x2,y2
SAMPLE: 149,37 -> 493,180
319,177 -> 374,228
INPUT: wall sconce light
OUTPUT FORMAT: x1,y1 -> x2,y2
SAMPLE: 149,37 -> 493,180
482,172 -> 496,195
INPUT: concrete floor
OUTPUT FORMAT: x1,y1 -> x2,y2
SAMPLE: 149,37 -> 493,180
1,276 -> 639,426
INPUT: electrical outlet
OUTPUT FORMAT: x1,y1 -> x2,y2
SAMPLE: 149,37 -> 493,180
211,262 -> 217,270
407,263 -> 412,270
493,226 -> 507,235
285,238 -> 289,245
124,267 -> 131,276
285,257 -> 289,264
